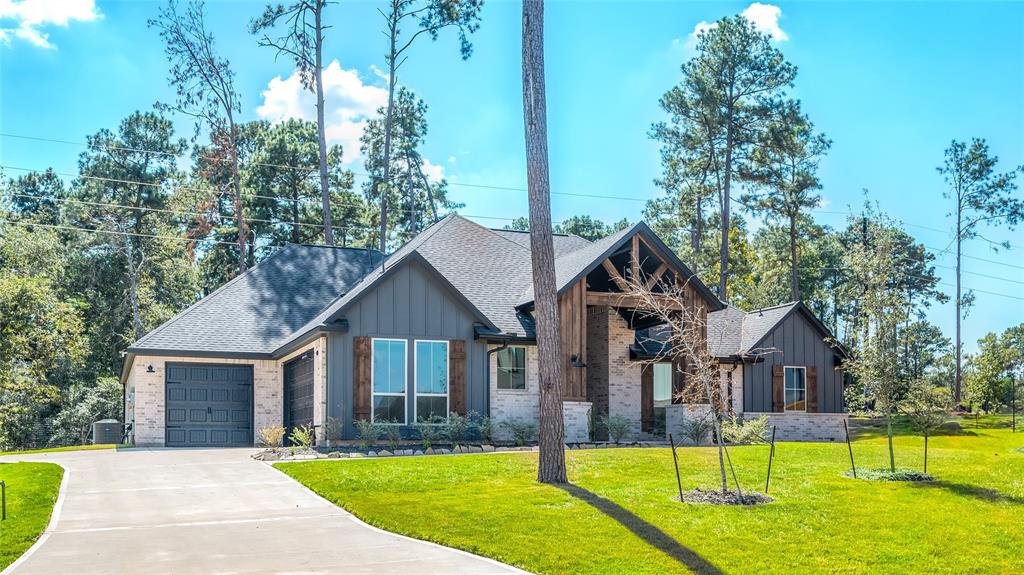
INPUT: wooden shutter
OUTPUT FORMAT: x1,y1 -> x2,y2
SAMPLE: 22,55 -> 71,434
353,336 -> 371,422
772,364 -> 784,413
640,365 -> 654,433
806,366 -> 818,413
449,339 -> 467,415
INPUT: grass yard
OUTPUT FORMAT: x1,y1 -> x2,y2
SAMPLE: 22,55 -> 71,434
0,462 -> 64,570
277,418 -> 1024,575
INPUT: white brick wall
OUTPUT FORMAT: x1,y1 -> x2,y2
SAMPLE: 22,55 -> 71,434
604,308 -> 642,437
127,338 -> 327,447
748,412 -> 848,442
665,404 -> 714,444
563,401 -> 593,443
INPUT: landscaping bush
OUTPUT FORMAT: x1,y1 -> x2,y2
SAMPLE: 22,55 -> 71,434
598,414 -> 633,443
445,412 -> 470,447
384,421 -> 402,450
323,416 -> 342,442
843,468 -> 934,482
469,410 -> 492,444
721,414 -> 769,444
257,425 -> 285,447
499,418 -> 537,446
288,424 -> 313,449
678,413 -> 713,444
354,418 -> 384,450
412,415 -> 446,450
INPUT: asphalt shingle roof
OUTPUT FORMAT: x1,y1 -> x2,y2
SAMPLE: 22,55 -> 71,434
488,229 -> 593,256
128,244 -> 383,356
706,302 -> 800,357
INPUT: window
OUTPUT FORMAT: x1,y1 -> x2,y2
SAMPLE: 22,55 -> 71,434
784,366 -> 806,412
415,340 -> 449,421
372,339 -> 406,423
496,347 -> 527,390
653,363 -> 673,432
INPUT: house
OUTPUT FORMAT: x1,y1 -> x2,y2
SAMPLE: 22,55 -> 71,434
120,214 -> 845,447
705,301 -> 850,441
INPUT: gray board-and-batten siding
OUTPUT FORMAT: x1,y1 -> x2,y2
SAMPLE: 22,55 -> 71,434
742,309 -> 845,413
326,259 -> 489,438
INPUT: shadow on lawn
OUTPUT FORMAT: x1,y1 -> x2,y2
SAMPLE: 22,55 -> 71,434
910,480 -> 1024,505
557,483 -> 724,575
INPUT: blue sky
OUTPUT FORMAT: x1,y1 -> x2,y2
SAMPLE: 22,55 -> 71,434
1,0 -> 1022,352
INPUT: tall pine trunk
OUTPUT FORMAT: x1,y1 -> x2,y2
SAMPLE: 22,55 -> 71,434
229,122 -> 247,274
718,121 -> 734,301
954,208 -> 963,405
522,0 -> 566,485
314,3 -> 334,245
789,212 -> 799,301
124,235 -> 144,341
379,3 -> 400,254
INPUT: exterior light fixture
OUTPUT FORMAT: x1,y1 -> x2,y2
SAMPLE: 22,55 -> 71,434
146,365 -> 155,373
570,354 -> 587,369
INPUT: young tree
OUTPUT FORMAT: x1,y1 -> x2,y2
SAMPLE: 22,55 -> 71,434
743,102 -> 831,301
150,0 -> 248,275
522,0 -> 565,484
373,0 -> 483,252
250,0 -> 337,244
657,15 -> 795,301
902,382 -> 950,474
938,138 -> 1024,403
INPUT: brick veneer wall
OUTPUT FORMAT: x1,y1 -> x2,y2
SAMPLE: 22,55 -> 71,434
604,308 -> 642,436
747,412 -> 847,442
563,401 -> 593,443
665,404 -> 714,444
126,339 -> 327,447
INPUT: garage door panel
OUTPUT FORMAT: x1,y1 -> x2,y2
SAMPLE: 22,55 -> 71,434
165,363 -> 252,447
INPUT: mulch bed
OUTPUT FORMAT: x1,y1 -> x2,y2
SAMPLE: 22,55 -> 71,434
842,468 -> 934,482
677,488 -> 773,506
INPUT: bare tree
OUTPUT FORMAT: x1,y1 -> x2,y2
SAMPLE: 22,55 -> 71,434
251,0 -> 336,245
150,0 -> 247,274
522,0 -> 565,484
375,0 -> 482,252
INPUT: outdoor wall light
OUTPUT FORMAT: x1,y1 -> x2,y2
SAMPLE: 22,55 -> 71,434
146,365 -> 155,373
570,354 -> 587,369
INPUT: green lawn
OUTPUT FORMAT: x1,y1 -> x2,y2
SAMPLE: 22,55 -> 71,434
0,462 -> 64,570
277,419 -> 1024,575
0,444 -> 117,457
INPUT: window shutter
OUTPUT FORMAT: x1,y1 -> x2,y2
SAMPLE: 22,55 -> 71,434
806,366 -> 818,413
640,365 -> 654,433
449,339 -> 467,415
772,364 -> 784,413
353,336 -> 371,422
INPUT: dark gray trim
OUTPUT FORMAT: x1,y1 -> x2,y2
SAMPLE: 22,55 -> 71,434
125,348 -> 274,360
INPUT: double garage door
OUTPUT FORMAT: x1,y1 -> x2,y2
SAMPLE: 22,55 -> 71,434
165,363 -> 253,447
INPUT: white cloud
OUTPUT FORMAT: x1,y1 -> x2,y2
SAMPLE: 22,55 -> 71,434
447,155 -> 457,164
421,158 -> 445,183
256,60 -> 388,164
0,0 -> 100,49
684,2 -> 788,48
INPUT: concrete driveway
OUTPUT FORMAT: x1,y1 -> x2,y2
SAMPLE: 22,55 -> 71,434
1,448 -> 524,575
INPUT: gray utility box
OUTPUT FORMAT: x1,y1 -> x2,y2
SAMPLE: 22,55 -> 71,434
93,419 -> 122,445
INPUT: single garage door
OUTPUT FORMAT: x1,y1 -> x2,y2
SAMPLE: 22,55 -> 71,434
165,363 -> 253,447
283,352 -> 314,442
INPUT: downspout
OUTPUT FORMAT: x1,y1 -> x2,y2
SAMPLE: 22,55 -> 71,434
485,341 -> 510,418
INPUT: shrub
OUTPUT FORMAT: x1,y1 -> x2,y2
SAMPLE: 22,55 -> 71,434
354,418 -> 383,450
679,413 -> 713,445
48,377 -> 123,447
323,416 -> 342,442
257,425 -> 286,448
469,410 -> 492,444
288,424 -> 313,449
721,414 -> 769,444
445,412 -> 470,447
499,418 -> 537,447
412,415 -> 446,450
384,421 -> 402,450
598,414 -> 633,443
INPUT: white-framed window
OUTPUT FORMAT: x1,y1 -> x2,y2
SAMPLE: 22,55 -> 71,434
414,340 -> 449,422
784,366 -> 806,412
372,338 -> 407,424
653,363 -> 673,431
496,346 -> 527,391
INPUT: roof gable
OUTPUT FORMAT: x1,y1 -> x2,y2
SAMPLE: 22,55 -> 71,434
708,301 -> 847,359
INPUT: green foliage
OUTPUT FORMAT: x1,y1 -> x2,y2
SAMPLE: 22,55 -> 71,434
597,414 -> 633,443
678,412 -> 713,445
354,419 -> 384,450
444,412 -> 470,447
901,383 -> 950,436
468,410 -> 492,444
721,414 -> 769,444
48,377 -> 123,447
412,416 -> 447,450
842,468 -> 934,482
554,215 -> 628,241
499,418 -> 537,447
384,423 -> 402,451
288,424 -> 314,449
964,324 -> 1023,411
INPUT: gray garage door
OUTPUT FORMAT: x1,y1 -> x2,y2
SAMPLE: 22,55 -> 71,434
283,353 -> 314,443
165,363 -> 253,447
